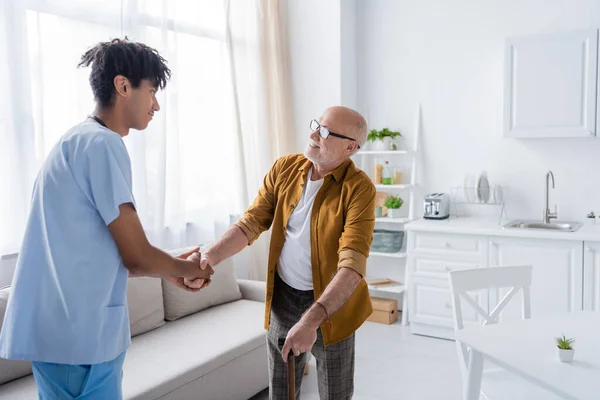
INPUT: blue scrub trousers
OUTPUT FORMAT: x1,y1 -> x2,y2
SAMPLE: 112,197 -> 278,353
32,351 -> 126,400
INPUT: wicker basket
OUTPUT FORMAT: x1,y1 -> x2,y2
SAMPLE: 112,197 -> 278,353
371,229 -> 404,253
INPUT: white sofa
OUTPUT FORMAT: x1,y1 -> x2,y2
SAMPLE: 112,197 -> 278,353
0,248 -> 269,400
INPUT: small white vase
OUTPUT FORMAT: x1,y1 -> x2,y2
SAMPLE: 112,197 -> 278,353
382,137 -> 392,149
371,140 -> 386,151
558,348 -> 574,363
388,208 -> 402,218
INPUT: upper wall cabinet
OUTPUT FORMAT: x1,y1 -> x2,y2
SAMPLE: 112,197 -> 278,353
503,29 -> 598,138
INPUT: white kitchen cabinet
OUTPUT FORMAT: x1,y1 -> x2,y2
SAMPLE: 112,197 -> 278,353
408,276 -> 487,340
503,29 -> 598,138
405,224 -> 592,339
488,237 -> 583,321
410,231 -> 486,260
583,241 -> 600,311
408,255 -> 484,279
406,231 -> 488,339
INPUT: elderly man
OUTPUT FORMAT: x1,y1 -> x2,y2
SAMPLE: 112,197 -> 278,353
190,106 -> 375,399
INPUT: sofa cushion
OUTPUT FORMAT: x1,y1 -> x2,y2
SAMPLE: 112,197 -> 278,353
162,248 -> 242,321
122,299 -> 265,400
127,277 -> 165,337
0,374 -> 36,399
0,287 -> 33,385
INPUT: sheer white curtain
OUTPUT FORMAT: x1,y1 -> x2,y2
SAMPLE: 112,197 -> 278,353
0,0 -> 293,280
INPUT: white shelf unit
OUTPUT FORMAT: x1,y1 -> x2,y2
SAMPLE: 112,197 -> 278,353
370,251 -> 408,259
353,106 -> 422,303
367,284 -> 406,295
374,184 -> 413,190
357,158 -> 417,221
360,150 -> 412,155
375,217 -> 413,224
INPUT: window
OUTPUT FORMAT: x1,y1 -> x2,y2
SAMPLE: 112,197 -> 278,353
0,0 -> 249,253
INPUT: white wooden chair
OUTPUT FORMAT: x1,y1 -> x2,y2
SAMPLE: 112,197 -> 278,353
448,266 -> 561,400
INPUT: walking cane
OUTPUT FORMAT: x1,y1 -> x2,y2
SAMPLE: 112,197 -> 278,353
278,337 -> 295,400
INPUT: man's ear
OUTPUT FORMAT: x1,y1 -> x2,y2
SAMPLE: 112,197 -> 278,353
346,141 -> 358,153
114,75 -> 129,97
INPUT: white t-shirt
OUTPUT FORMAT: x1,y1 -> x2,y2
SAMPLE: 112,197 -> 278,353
277,168 -> 324,290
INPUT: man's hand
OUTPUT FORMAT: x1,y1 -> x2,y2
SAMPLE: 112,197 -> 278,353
281,302 -> 327,362
281,320 -> 318,362
184,253 -> 213,289
165,276 -> 205,292
165,249 -> 213,292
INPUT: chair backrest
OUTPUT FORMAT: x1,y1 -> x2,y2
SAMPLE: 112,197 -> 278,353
448,265 -> 533,376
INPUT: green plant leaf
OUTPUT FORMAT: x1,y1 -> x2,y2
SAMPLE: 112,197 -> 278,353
384,195 -> 404,209
367,129 -> 380,142
555,334 -> 575,350
366,127 -> 402,141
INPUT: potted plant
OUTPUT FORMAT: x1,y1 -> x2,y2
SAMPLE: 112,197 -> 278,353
555,334 -> 575,363
384,195 -> 404,218
367,128 -> 402,151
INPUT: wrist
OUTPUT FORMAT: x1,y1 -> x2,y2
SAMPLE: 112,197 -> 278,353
173,255 -> 197,277
302,302 -> 328,330
204,250 -> 217,267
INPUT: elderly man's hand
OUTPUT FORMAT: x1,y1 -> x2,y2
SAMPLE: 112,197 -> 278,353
281,302 -> 328,362
183,252 -> 213,290
165,250 -> 213,292
281,320 -> 318,362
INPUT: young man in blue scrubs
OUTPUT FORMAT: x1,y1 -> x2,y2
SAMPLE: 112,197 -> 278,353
0,38 -> 213,399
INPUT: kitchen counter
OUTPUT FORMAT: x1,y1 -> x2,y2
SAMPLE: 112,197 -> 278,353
405,216 -> 600,242
404,216 -> 600,339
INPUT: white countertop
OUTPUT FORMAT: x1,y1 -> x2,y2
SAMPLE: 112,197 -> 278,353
405,217 -> 600,242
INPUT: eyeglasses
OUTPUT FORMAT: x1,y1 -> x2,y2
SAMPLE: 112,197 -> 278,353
310,119 -> 360,149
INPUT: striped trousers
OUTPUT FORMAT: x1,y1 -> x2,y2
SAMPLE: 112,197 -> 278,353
267,272 -> 355,399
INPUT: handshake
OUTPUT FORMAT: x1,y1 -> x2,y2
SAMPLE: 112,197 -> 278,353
184,251 -> 214,290
168,248 -> 216,292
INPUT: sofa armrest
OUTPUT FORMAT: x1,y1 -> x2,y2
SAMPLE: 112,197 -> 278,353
237,279 -> 266,303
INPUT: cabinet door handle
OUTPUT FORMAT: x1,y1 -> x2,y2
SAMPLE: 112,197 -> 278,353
445,302 -> 452,309
444,242 -> 451,248
585,246 -> 592,252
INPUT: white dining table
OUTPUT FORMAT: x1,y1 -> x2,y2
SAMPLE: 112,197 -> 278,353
456,311 -> 600,400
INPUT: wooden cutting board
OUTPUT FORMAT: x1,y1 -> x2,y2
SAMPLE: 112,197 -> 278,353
375,191 -> 390,216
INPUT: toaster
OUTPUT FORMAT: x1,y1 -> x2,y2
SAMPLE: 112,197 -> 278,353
423,193 -> 450,220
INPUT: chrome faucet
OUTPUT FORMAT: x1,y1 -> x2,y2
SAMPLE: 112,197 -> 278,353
544,170 -> 557,223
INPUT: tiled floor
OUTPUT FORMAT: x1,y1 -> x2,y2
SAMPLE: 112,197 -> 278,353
250,315 -> 462,399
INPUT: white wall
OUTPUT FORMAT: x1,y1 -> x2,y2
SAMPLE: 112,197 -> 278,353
283,0 -> 600,297
340,0 -> 358,110
359,0 -> 600,221
286,0 -> 342,153
285,0 -> 408,293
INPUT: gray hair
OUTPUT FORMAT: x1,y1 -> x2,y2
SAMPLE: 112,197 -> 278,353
347,109 -> 368,153
354,115 -> 368,147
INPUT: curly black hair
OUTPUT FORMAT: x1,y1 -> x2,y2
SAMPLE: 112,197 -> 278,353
78,37 -> 171,107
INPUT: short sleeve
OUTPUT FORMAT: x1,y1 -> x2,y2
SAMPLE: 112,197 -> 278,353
76,135 -> 136,226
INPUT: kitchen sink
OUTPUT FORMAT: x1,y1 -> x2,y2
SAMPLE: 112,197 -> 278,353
502,219 -> 583,232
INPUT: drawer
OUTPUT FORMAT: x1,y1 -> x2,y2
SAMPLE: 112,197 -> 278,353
408,255 -> 484,278
410,231 -> 485,258
408,277 -> 486,328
